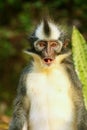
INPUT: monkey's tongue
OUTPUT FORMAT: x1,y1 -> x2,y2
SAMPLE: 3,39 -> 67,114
44,58 -> 53,65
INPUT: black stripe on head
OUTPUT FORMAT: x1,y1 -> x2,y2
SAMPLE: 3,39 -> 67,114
43,19 -> 50,37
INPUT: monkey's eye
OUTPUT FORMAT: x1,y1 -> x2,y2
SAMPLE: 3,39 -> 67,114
51,42 -> 57,47
34,41 -> 46,51
38,41 -> 46,47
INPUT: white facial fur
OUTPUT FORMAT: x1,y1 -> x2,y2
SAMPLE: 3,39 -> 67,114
35,21 -> 61,40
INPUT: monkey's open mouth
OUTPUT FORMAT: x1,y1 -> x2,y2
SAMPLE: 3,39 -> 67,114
43,58 -> 53,65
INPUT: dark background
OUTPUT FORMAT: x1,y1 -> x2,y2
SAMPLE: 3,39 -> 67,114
0,0 -> 87,116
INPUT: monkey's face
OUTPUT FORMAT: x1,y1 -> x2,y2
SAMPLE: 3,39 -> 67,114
34,40 -> 62,65
27,19 -> 69,66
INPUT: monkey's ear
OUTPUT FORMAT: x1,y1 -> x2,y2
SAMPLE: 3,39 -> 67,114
63,39 -> 70,48
27,33 -> 38,51
27,34 -> 38,44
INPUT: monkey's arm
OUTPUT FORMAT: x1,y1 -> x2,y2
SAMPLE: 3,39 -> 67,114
63,56 -> 87,130
9,67 -> 30,130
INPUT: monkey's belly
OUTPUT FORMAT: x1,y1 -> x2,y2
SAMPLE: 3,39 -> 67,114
26,73 -> 75,130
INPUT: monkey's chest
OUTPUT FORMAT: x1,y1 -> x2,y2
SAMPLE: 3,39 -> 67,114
26,71 -> 74,130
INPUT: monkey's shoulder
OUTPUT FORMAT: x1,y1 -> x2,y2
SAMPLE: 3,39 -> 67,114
17,63 -> 32,95
62,55 -> 82,89
20,61 -> 33,81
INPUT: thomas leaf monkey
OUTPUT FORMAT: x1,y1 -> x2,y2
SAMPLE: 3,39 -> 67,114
9,19 -> 87,130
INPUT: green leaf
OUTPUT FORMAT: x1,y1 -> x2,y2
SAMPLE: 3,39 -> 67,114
72,26 -> 87,109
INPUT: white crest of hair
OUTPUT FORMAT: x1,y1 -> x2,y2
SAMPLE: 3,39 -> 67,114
35,21 -> 61,40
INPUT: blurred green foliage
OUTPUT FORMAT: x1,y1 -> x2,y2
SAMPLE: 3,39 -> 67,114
72,27 -> 87,109
0,0 -> 87,115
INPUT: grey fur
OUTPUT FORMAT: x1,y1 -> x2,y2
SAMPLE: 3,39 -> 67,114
62,54 -> 87,130
9,64 -> 32,130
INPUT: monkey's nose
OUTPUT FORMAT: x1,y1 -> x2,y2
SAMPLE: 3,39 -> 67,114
43,58 -> 53,65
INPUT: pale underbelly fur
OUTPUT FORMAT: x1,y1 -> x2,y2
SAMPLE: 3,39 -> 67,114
26,69 -> 75,130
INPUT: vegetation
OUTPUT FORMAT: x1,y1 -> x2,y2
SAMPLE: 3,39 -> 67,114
72,27 -> 87,109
